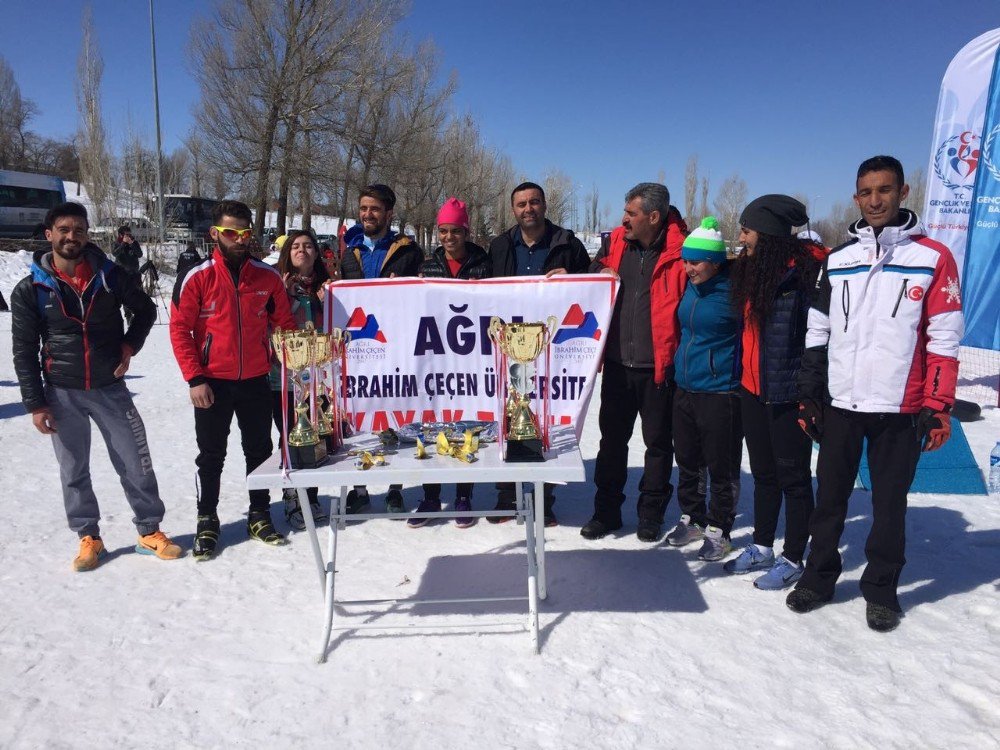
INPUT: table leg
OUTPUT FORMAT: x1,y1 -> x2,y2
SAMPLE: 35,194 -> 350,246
534,481 -> 547,601
515,480 -> 525,525
523,485 -> 540,654
318,485 -> 343,664
298,488 -> 325,593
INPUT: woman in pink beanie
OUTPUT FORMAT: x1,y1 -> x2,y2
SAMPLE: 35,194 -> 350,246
408,197 -> 490,529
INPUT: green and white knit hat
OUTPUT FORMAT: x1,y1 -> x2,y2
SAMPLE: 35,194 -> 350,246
681,217 -> 727,262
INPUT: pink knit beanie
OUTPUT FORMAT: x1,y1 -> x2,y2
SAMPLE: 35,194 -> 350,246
436,197 -> 469,230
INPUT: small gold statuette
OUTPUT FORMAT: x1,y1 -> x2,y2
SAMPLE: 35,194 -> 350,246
354,451 -> 386,470
415,437 -> 429,460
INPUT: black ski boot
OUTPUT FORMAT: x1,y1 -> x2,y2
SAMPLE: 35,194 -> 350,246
193,513 -> 220,560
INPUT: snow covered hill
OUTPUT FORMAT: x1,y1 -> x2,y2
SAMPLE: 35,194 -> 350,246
0,250 -> 998,748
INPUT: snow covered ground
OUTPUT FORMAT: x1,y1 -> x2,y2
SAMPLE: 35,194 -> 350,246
0,249 -> 998,749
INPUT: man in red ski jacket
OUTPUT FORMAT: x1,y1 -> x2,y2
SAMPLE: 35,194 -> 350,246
583,182 -> 689,543
170,199 -> 296,559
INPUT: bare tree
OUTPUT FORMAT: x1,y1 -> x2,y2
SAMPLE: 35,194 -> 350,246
190,0 -> 401,234
76,5 -> 112,219
683,155 -> 699,227
0,55 -> 37,170
813,200 -> 858,248
542,169 -> 574,226
584,183 -> 599,234
699,176 -> 709,222
904,166 -> 927,217
712,173 -> 747,247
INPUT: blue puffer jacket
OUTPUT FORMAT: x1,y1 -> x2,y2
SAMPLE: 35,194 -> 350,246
675,267 -> 741,393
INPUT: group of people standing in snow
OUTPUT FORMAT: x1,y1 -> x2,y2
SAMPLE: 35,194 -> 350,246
11,154 -> 963,633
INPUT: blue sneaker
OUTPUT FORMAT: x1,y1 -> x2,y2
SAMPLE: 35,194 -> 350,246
753,555 -> 804,590
723,544 -> 775,574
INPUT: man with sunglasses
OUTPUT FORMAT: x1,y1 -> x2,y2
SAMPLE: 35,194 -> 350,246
170,200 -> 297,559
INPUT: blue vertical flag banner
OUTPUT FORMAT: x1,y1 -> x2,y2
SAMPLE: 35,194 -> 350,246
924,28 -> 1000,350
965,46 -> 1000,350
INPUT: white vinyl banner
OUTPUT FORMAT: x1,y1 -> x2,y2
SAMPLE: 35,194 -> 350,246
924,27 -> 1000,276
323,274 -> 618,435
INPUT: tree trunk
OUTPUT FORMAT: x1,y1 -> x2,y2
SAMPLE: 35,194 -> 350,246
252,102 -> 281,237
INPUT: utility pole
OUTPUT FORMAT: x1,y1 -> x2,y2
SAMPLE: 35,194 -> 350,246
149,0 -> 165,244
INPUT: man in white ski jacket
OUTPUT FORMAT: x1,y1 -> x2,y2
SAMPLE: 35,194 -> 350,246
788,155 -> 963,632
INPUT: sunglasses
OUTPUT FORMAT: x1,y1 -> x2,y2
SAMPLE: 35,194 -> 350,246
212,226 -> 253,240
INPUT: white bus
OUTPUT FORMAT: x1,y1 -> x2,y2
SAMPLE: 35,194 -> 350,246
0,170 -> 66,239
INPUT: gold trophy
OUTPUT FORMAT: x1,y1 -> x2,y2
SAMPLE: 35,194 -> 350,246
488,316 -> 557,462
272,323 -> 328,469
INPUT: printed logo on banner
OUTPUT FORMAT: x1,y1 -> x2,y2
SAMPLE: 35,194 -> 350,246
552,303 -> 602,344
345,307 -> 387,362
982,123 -> 1000,181
934,130 -> 980,192
346,307 -> 387,342
552,303 -> 603,362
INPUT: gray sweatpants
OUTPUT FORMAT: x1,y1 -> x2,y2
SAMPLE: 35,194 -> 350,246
46,381 -> 164,538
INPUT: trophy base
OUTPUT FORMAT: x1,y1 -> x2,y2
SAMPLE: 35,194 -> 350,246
288,443 -> 329,470
503,438 -> 545,463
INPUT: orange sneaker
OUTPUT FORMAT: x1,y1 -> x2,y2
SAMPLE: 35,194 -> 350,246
73,535 -> 107,572
136,530 -> 182,560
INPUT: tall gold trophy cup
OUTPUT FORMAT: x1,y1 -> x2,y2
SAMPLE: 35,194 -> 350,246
314,327 -> 351,453
488,316 -> 557,462
272,325 -> 327,469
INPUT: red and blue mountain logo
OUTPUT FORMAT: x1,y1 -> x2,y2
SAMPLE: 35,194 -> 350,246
553,303 -> 601,344
346,307 -> 387,343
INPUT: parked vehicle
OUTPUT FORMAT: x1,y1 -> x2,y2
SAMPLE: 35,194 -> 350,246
0,170 -> 66,239
152,194 -> 217,241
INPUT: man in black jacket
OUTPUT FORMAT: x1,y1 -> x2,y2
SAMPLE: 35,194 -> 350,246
113,225 -> 143,275
339,184 -> 423,514
11,202 -> 180,571
487,182 -> 591,526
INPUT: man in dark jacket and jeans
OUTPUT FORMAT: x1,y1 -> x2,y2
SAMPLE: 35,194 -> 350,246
487,181 -> 591,526
11,201 -> 181,571
339,184 -> 423,515
583,183 -> 689,543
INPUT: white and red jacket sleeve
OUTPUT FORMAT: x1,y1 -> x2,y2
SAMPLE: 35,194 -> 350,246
921,247 -> 963,411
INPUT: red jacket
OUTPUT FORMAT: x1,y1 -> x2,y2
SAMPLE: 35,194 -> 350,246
593,214 -> 688,384
170,248 -> 296,383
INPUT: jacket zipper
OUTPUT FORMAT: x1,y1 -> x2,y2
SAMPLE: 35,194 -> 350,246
228,262 -> 244,379
891,278 -> 908,317
841,280 -> 851,332
201,333 -> 213,366
627,249 -> 646,366
683,293 -> 697,386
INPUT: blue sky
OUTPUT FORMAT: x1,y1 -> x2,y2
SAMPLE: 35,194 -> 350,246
2,0 -> 998,223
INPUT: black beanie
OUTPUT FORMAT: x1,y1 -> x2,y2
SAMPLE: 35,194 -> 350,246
739,194 -> 809,237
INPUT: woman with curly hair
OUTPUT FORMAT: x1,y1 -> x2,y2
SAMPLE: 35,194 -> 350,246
724,195 -> 825,590
270,229 -> 330,530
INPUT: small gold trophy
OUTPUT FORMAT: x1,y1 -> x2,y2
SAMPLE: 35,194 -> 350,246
488,316 -> 557,462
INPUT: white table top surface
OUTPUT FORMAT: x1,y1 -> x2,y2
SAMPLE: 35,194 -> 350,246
247,425 -> 586,490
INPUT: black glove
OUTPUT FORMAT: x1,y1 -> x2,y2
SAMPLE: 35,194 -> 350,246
916,407 -> 950,452
797,399 -> 823,443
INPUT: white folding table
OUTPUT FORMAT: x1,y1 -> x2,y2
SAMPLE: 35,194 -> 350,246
247,425 -> 585,662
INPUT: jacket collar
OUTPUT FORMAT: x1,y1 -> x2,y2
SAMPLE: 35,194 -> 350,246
848,208 -> 922,249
